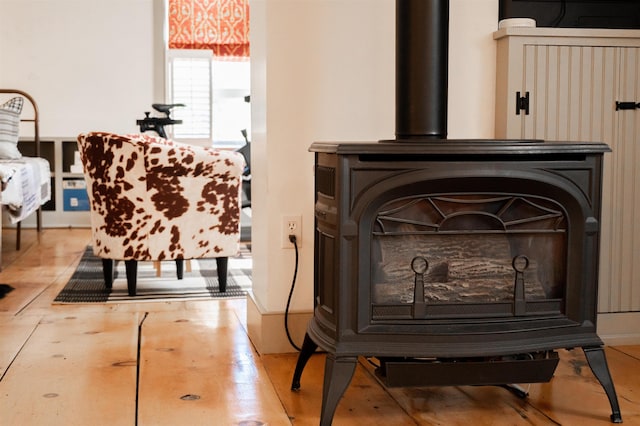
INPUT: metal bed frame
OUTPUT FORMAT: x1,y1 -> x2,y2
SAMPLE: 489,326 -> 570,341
0,89 -> 43,251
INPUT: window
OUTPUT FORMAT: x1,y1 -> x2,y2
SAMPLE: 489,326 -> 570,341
166,51 -> 250,148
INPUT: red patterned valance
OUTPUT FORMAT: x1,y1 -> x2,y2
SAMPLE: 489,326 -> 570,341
168,0 -> 250,58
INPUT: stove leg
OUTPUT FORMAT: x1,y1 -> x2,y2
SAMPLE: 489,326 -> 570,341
291,333 -> 318,391
320,354 -> 357,426
583,346 -> 623,423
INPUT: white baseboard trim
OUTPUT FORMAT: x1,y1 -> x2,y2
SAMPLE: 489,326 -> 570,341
246,293 -> 313,354
597,312 -> 640,345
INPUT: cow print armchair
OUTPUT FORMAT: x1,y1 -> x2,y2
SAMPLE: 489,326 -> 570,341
77,132 -> 244,296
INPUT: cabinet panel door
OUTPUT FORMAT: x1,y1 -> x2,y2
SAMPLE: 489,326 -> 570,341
605,47 -> 640,312
522,45 -> 618,142
520,44 -> 640,313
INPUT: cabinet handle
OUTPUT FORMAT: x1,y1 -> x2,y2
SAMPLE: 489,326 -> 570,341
516,91 -> 530,115
616,101 -> 640,111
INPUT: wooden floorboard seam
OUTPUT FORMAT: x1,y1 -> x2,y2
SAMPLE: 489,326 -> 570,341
0,317 -> 40,382
611,346 -> 640,361
135,312 -> 148,426
14,285 -> 54,316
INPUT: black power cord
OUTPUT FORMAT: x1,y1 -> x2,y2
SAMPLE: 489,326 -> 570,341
284,234 -> 302,351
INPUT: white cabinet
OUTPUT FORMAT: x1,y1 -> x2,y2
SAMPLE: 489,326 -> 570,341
494,28 -> 640,340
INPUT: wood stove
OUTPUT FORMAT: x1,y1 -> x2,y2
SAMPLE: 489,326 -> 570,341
290,1 -> 622,425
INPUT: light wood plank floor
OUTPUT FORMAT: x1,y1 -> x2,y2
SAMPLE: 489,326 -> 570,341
1,228 -> 639,425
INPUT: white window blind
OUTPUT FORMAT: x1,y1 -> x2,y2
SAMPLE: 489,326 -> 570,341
166,49 -> 250,147
167,50 -> 212,141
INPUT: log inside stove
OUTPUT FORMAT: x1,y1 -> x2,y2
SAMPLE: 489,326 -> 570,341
383,253 -> 539,319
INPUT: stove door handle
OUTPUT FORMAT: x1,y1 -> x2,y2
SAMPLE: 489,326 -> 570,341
615,101 -> 640,111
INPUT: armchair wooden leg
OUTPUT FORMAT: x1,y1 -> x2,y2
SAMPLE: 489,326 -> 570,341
101,259 -> 114,290
154,261 -> 161,277
175,259 -> 184,280
124,260 -> 138,296
216,257 -> 229,292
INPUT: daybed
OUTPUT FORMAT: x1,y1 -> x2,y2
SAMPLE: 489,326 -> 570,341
0,89 -> 51,258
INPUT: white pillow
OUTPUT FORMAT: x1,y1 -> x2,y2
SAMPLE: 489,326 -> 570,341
0,97 -> 24,159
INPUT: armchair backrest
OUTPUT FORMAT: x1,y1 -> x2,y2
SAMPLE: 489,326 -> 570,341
77,132 -> 244,261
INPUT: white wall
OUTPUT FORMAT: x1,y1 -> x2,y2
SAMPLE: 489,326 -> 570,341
249,0 -> 396,317
0,0 -> 164,136
449,0 -> 499,138
248,0 -> 499,352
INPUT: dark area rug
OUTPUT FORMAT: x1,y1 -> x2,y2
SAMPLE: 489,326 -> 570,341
53,246 -> 251,304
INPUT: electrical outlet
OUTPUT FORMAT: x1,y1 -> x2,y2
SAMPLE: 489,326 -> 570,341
281,215 -> 302,248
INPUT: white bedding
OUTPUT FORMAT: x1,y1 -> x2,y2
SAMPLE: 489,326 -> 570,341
0,157 -> 51,223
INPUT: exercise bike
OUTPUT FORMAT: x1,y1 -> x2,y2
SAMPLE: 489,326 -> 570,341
136,103 -> 184,138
